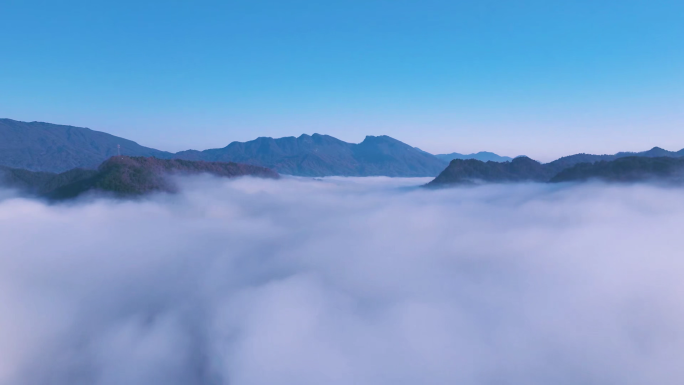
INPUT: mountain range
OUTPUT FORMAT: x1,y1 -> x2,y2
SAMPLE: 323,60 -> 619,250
3,118 -> 684,183
426,157 -> 553,186
550,156 -> 684,183
0,118 -> 511,176
546,147 -> 684,171
427,155 -> 684,187
175,134 -> 447,177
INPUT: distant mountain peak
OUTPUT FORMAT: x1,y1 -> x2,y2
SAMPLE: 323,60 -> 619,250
436,151 -> 513,163
360,135 -> 412,148
363,134 -> 391,141
173,131 -> 447,177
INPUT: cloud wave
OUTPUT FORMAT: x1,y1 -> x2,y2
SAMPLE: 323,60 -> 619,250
1,176 -> 684,384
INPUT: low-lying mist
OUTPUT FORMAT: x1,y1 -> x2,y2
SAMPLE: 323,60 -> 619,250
1,176 -> 684,385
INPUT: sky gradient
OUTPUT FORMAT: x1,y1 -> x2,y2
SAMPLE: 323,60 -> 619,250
1,0 -> 682,161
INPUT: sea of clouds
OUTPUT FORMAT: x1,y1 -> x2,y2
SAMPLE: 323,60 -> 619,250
1,176 -> 684,385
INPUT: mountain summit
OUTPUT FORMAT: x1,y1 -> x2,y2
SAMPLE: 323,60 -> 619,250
435,151 -> 513,163
175,134 -> 447,177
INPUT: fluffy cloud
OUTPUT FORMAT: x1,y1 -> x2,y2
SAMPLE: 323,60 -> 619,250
1,176 -> 684,385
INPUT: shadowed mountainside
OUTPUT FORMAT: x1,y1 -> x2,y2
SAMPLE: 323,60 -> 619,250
550,157 -> 684,183
0,156 -> 278,199
0,165 -> 97,195
427,156 -> 684,187
546,147 -> 684,172
426,157 -> 554,187
0,118 -> 173,172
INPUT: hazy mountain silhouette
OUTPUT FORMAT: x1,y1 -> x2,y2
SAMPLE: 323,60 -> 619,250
546,147 -> 684,173
0,156 -> 278,199
435,151 -> 513,163
4,118 -> 684,179
427,155 -> 684,187
175,134 -> 447,177
550,156 -> 684,183
0,118 -> 173,172
1,119 -> 446,177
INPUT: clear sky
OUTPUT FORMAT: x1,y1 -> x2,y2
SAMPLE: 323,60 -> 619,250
1,0 -> 682,161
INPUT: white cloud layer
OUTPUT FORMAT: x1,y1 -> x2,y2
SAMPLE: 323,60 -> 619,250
1,176 -> 684,384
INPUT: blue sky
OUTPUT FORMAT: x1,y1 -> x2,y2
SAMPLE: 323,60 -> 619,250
1,0 -> 682,160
